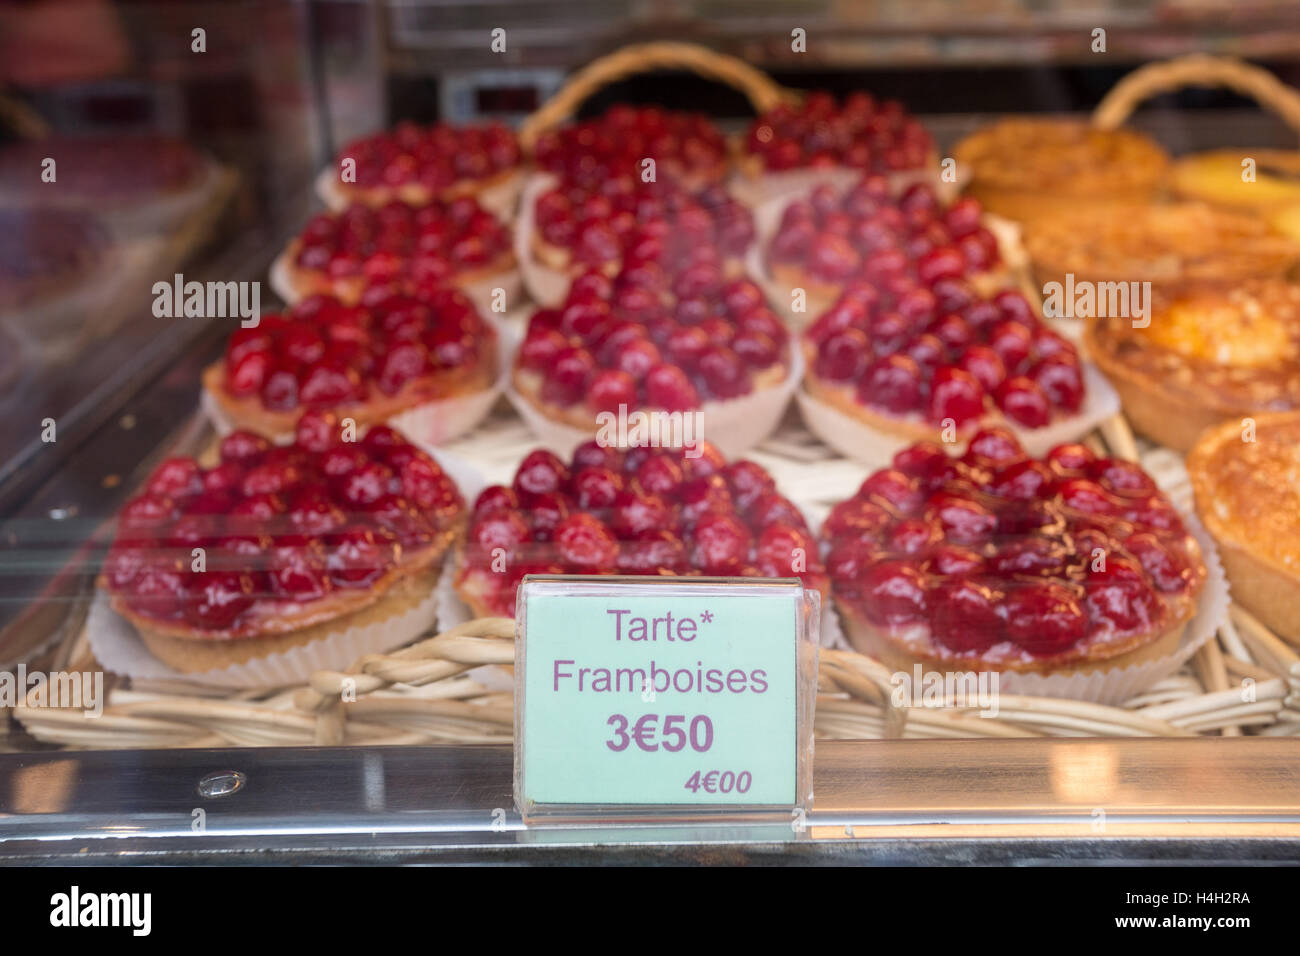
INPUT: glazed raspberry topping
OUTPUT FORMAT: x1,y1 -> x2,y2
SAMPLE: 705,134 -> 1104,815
221,284 -> 494,412
293,197 -> 511,285
457,441 -> 828,616
103,414 -> 463,632
517,263 -> 788,413
803,266 -> 1084,429
338,121 -> 520,193
534,106 -> 728,188
771,180 -> 1002,286
822,429 -> 1202,660
745,92 -> 933,173
534,177 -> 754,273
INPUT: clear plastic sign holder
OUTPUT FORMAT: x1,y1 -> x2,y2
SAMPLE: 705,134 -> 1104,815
514,575 -> 819,824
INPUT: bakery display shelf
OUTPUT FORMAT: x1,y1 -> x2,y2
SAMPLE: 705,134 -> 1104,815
8,401 -> 1299,752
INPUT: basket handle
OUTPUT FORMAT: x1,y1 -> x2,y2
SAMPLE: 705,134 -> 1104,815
1092,54 -> 1300,139
517,41 -> 792,155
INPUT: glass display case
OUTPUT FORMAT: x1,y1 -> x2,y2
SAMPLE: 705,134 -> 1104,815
1,0 -> 1299,867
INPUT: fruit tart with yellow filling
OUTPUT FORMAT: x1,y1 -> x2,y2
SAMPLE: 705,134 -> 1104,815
1085,279 -> 1300,451
99,413 -> 465,673
824,428 -> 1207,676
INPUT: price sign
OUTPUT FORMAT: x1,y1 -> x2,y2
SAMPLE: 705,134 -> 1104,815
514,575 -> 818,820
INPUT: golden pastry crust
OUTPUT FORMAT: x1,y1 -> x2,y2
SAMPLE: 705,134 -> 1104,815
201,345 -> 497,441
131,565 -> 445,673
1025,202 -> 1300,295
837,597 -> 1193,677
1084,280 -> 1300,451
280,238 -> 516,305
953,119 -> 1170,222
1188,411 -> 1300,643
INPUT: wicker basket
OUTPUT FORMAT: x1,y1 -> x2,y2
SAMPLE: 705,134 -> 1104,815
11,51 -> 1300,750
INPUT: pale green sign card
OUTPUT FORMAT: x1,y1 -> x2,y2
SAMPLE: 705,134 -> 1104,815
518,579 -> 801,808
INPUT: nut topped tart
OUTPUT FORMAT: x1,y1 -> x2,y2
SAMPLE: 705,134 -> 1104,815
1188,412 -> 1300,644
327,121 -> 521,208
512,262 -> 790,432
1086,279 -> 1300,451
531,176 -> 754,279
202,285 -> 498,441
454,441 -> 829,618
282,197 -> 514,305
740,91 -> 934,176
764,178 -> 1011,317
1025,202 -> 1300,295
99,414 -> 465,672
534,105 -> 731,190
824,429 -> 1207,676
803,280 -> 1090,442
951,119 -> 1170,223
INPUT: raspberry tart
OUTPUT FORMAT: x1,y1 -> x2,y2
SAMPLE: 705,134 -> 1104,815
952,119 -> 1170,224
824,429 -> 1208,683
523,175 -> 755,304
275,196 -> 516,309
533,105 -> 731,190
758,178 -> 1016,321
202,284 -> 500,444
735,91 -> 936,203
1086,279 -> 1300,452
1188,411 -> 1300,644
98,414 -> 465,673
798,280 -> 1115,464
511,261 -> 794,455
322,121 -> 522,212
454,441 -> 829,618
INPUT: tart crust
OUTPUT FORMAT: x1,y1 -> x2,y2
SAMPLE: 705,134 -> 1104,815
1188,412 -> 1300,644
129,565 -> 444,673
836,598 -> 1192,678
1025,202 -> 1300,297
799,340 -> 1081,444
280,238 -> 516,305
952,119 -> 1170,223
1084,280 -> 1300,452
202,346 -> 496,440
